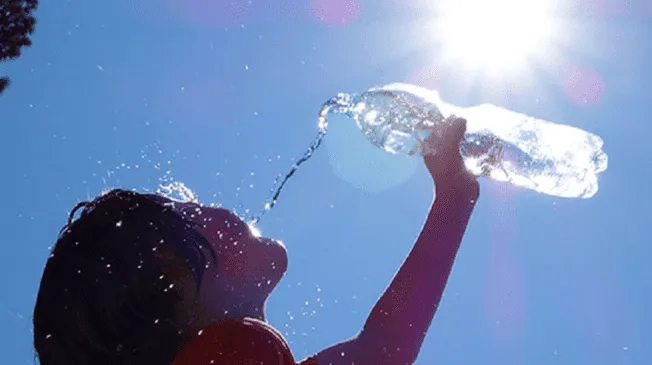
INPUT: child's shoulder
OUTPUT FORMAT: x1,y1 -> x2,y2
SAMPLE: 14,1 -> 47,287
171,318 -> 316,365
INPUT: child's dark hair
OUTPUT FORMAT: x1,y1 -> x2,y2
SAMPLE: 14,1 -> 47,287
33,189 -> 215,365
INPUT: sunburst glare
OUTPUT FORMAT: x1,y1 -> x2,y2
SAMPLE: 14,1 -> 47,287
431,0 -> 560,71
388,0 -> 596,100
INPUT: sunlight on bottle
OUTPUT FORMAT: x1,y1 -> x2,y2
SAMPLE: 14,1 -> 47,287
319,83 -> 608,198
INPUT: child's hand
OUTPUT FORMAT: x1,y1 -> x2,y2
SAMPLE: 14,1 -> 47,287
423,116 -> 479,195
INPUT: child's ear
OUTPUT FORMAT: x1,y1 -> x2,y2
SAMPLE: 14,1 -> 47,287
154,249 -> 196,284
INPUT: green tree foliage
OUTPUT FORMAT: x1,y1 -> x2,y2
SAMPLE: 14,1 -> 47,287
0,0 -> 39,94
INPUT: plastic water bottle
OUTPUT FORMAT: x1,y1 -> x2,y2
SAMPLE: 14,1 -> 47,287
317,83 -> 608,199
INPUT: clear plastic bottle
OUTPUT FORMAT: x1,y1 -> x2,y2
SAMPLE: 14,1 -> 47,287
318,83 -> 608,198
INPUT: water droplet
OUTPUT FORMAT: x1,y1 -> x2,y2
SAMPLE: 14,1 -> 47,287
156,182 -> 198,203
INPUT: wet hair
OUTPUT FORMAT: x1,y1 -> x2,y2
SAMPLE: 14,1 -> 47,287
33,189 -> 215,365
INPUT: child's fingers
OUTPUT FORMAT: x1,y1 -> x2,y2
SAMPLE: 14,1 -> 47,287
423,116 -> 467,155
451,117 -> 467,144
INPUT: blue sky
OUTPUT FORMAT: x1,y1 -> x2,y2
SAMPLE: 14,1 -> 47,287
1,0 -> 651,364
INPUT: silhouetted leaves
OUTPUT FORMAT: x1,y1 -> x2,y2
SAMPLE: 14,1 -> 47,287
0,76 -> 8,93
0,0 -> 39,94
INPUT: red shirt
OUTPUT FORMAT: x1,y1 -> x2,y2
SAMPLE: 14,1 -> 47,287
171,318 -> 317,365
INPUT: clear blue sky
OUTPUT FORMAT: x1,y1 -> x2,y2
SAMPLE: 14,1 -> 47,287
1,0 -> 651,364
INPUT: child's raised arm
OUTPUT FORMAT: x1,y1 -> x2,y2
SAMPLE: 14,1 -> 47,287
305,118 -> 479,365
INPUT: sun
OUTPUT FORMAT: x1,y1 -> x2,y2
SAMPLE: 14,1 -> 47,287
431,0 -> 558,70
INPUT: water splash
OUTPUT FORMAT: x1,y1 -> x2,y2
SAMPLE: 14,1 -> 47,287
156,182 -> 199,203
250,131 -> 326,224
249,81 -> 609,224
250,96 -> 353,224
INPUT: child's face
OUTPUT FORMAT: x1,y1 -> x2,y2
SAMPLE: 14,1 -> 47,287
173,201 -> 289,302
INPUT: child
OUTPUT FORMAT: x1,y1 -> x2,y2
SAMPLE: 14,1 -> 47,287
33,117 -> 479,365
